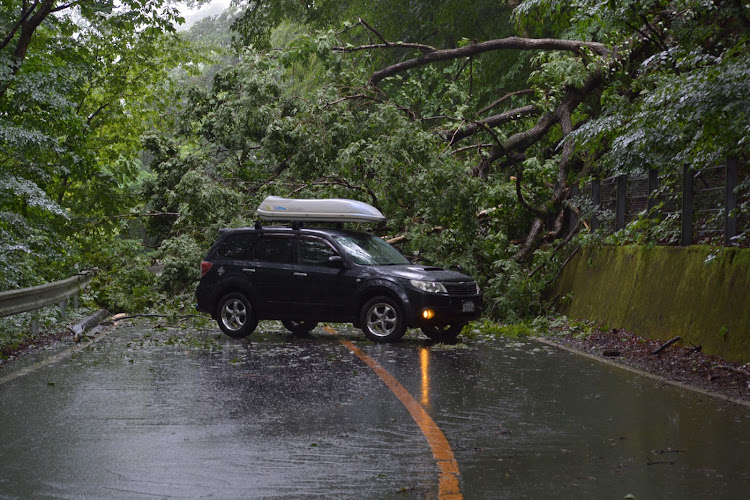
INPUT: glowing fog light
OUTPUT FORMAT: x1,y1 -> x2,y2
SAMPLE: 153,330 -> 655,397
421,309 -> 436,320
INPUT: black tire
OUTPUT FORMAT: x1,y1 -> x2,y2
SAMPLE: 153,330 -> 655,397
420,322 -> 466,344
216,292 -> 258,338
360,296 -> 406,343
282,320 -> 318,336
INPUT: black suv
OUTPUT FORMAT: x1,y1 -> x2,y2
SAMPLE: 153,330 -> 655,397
196,225 -> 482,343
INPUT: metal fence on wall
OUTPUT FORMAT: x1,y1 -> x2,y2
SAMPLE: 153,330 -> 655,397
588,158 -> 746,246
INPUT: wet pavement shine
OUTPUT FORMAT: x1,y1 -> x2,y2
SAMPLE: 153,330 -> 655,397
0,321 -> 748,499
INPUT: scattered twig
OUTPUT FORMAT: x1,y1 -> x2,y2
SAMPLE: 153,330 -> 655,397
332,18 -> 435,54
686,344 -> 702,354
450,143 -> 494,155
541,242 -> 580,285
647,457 -> 677,466
651,336 -> 682,355
478,89 -> 535,115
716,365 -> 750,377
104,313 -> 203,323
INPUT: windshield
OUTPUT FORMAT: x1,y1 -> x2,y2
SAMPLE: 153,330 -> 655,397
332,233 -> 409,266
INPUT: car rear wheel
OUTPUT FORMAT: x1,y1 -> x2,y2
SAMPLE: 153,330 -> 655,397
217,292 -> 258,338
360,296 -> 406,343
282,320 -> 318,336
421,322 -> 465,344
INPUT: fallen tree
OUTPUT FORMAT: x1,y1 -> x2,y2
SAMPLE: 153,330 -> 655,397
333,26 -> 619,262
330,0 -> 749,262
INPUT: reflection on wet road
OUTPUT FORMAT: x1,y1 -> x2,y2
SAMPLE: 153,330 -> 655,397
0,322 -> 748,499
326,326 -> 460,499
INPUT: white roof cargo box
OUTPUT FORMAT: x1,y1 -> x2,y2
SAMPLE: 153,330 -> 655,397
256,196 -> 386,223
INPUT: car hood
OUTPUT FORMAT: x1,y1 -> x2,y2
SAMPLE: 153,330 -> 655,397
372,264 -> 475,282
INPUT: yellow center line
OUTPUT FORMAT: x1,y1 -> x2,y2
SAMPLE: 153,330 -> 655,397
324,326 -> 462,499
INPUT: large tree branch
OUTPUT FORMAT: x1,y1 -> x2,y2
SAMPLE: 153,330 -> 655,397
514,217 -> 545,263
366,37 -> 609,86
488,69 -> 607,173
437,104 -> 538,144
514,172 -> 547,218
0,0 -> 39,52
0,0 -> 56,100
11,0 -> 55,64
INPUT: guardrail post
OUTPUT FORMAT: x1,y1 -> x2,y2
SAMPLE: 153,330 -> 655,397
682,165 -> 694,246
725,157 -> 738,245
59,299 -> 67,321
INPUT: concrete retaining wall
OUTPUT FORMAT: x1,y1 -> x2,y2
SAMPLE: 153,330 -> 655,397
553,245 -> 750,363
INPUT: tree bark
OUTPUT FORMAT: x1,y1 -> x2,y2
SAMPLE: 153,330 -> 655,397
0,0 -> 57,100
364,37 -> 609,86
438,105 -> 538,144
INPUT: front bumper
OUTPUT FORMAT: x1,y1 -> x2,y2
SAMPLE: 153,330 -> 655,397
405,290 -> 483,327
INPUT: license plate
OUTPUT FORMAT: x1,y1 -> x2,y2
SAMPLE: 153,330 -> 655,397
462,301 -> 475,313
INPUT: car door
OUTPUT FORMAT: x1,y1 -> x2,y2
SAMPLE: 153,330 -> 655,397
248,233 -> 296,317
291,236 -> 359,321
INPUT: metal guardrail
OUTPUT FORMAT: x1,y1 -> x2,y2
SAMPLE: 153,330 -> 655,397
0,270 -> 95,319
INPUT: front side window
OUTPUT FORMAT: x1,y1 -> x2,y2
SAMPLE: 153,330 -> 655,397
332,233 -> 409,266
298,238 -> 337,266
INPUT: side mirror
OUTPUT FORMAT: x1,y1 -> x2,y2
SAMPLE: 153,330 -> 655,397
328,255 -> 345,268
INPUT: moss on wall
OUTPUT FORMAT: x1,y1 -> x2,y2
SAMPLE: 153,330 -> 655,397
554,245 -> 750,363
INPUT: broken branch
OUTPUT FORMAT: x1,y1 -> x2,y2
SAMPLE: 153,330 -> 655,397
651,336 -> 682,355
367,37 -> 609,86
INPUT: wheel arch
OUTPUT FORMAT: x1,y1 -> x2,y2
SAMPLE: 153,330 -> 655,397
355,280 -> 414,325
213,278 -> 257,317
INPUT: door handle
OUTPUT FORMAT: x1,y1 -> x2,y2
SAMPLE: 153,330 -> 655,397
242,268 -> 255,273
294,272 -> 308,277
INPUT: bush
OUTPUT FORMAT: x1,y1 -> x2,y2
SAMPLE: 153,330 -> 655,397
157,235 -> 204,295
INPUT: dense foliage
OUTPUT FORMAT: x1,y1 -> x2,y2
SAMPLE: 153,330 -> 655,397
0,0 -> 195,295
1,0 -> 748,325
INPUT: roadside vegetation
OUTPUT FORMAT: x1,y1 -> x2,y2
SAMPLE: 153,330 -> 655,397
1,0 -> 748,348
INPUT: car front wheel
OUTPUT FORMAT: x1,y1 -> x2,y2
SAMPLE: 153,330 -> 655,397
420,322 -> 465,344
217,292 -> 258,338
360,296 -> 406,343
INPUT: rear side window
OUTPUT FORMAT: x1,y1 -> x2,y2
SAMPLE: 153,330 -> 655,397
255,235 -> 294,264
216,233 -> 256,260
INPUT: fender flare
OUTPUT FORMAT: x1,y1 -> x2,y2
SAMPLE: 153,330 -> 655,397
212,276 -> 259,316
355,279 -> 416,326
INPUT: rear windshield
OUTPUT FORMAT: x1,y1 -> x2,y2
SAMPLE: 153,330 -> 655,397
332,233 -> 409,266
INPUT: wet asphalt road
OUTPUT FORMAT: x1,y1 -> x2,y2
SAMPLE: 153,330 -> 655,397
0,321 -> 749,499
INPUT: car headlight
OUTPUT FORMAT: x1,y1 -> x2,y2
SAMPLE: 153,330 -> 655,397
410,280 -> 447,294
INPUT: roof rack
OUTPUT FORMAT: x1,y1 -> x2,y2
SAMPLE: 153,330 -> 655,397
255,196 -> 386,223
